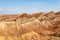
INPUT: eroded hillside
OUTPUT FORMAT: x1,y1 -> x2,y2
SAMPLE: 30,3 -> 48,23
0,11 -> 60,40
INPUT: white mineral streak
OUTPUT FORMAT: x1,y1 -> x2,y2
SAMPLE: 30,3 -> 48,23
42,21 -> 53,28
22,19 -> 40,27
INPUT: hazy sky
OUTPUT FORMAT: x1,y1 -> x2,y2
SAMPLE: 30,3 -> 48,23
0,0 -> 60,14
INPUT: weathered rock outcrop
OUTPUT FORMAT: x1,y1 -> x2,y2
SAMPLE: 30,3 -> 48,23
0,11 -> 60,40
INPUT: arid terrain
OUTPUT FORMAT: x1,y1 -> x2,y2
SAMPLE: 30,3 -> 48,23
0,11 -> 60,40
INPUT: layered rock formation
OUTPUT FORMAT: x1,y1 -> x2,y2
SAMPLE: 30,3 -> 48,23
0,11 -> 60,40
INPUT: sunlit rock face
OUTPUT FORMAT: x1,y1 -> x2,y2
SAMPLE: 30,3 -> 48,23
21,31 -> 40,40
0,21 -> 18,40
21,31 -> 60,40
0,21 -> 17,36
